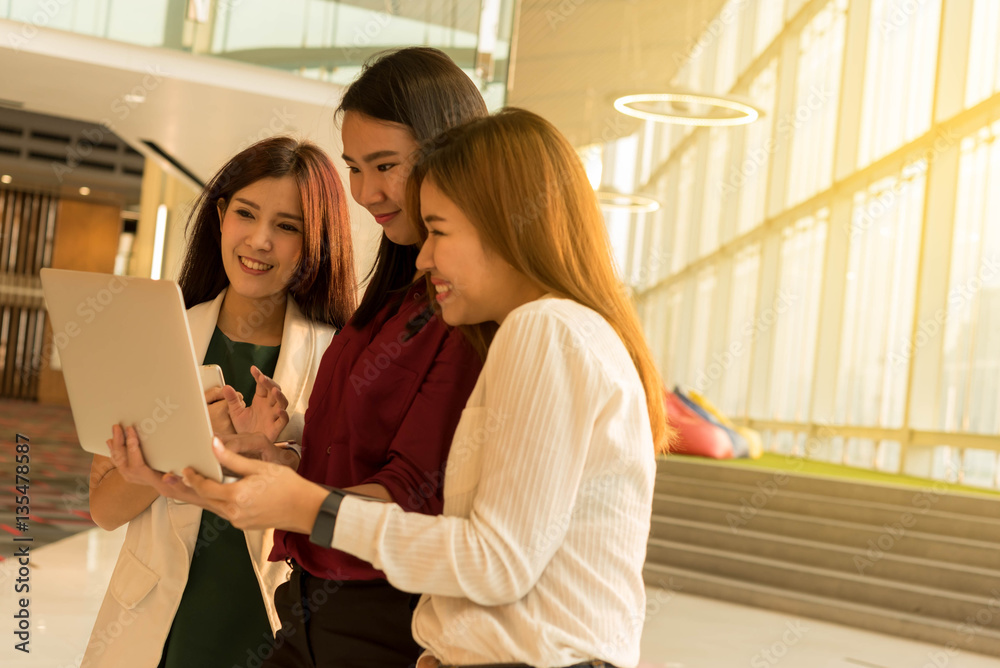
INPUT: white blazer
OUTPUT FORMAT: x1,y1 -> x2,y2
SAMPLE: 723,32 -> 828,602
82,289 -> 336,668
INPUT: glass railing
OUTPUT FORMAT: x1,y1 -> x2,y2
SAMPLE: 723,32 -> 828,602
1,0 -> 514,109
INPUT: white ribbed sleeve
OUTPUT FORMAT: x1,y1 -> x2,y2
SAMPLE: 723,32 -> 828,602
332,297 -> 656,668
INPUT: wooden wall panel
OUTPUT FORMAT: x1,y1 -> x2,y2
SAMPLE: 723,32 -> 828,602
36,198 -> 121,405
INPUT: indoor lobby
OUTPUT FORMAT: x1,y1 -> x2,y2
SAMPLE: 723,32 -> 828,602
1,0 -> 1000,667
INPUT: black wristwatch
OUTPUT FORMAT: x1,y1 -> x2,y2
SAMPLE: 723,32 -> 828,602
309,489 -> 348,547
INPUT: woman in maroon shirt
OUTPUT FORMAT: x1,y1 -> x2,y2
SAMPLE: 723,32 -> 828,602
264,47 -> 489,667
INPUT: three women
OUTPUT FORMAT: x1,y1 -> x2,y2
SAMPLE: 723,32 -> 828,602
96,47 -> 667,668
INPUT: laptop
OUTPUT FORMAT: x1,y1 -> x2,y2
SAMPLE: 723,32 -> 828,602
39,268 -> 223,482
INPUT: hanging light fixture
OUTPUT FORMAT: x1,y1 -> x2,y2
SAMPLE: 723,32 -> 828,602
595,190 -> 660,213
578,144 -> 660,213
614,92 -> 761,126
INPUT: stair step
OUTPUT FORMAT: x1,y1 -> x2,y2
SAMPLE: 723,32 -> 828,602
645,537 -> 1000,630
650,515 -> 1000,596
655,476 -> 1000,541
643,562 -> 1000,658
653,494 -> 1000,569
657,457 -> 1000,519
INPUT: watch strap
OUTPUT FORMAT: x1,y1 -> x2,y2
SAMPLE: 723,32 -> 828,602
309,489 -> 347,547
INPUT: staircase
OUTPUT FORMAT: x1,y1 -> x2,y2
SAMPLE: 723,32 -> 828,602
644,457 -> 1000,657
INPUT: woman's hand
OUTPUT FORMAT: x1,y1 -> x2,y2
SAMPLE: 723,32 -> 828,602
105,424 -> 212,507
216,432 -> 300,469
205,387 -> 237,436
178,441 -> 328,533
106,424 -> 169,489
226,366 -> 290,441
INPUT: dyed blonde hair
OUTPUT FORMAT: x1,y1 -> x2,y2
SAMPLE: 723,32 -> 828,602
407,108 -> 671,452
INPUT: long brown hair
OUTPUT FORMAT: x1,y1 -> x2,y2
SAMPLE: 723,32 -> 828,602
407,109 -> 671,452
178,136 -> 355,328
337,47 -> 488,340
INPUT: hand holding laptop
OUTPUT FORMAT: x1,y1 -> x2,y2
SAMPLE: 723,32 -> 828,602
105,424 -> 210,506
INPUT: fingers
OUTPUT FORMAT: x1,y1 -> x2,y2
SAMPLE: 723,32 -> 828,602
161,471 -> 233,515
204,387 -> 226,404
253,367 -> 288,410
207,400 -> 236,436
107,424 -> 127,467
251,365 -> 269,399
124,425 -> 149,469
222,385 -> 245,410
107,424 -> 161,486
217,432 -> 267,459
268,386 -> 289,411
177,464 -> 225,500
210,437 -> 269,477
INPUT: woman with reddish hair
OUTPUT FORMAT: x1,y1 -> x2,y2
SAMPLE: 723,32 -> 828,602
84,136 -> 355,668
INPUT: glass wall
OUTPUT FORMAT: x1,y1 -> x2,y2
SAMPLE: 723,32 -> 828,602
766,212 -> 827,423
940,122 -> 1000,439
1,0 -> 515,109
616,0 -> 1000,487
836,164 -> 924,431
857,0 -> 940,167
786,0 -> 846,207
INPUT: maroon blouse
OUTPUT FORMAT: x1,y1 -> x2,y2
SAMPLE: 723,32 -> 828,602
270,282 -> 482,580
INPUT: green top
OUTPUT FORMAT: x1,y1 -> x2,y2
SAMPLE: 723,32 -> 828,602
159,327 -> 281,668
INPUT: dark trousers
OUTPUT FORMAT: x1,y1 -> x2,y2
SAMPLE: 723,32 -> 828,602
261,566 -> 422,668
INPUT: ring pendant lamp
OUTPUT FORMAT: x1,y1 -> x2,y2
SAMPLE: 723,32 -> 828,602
596,190 -> 660,213
614,92 -> 760,126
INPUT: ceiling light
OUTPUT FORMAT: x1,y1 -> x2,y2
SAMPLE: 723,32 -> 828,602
596,190 -> 660,213
79,186 -> 91,196
151,204 -> 168,280
0,175 -> 11,184
614,92 -> 760,126
124,93 -> 146,104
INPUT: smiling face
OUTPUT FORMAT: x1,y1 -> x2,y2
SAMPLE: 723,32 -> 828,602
341,111 -> 421,246
218,176 -> 304,303
415,179 -> 544,326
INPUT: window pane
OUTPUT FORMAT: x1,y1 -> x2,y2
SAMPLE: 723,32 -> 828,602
688,270 -> 718,387
655,287 -> 684,384
786,0 -> 847,207
857,0 -> 941,167
672,147 -> 697,274
715,0 -> 743,93
766,211 -> 828,421
939,122 -> 1000,435
836,163 -> 926,428
718,245 -> 762,418
753,0 -> 785,58
736,60 -> 778,235
965,0 -> 1000,107
700,127 -> 729,257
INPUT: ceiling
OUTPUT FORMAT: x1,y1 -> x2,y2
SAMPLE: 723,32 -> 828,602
508,0 -> 730,147
0,0 -> 723,190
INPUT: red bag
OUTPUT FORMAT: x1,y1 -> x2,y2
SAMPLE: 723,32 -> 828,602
664,391 -> 733,459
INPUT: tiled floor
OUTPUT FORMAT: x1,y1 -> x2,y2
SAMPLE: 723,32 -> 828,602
1,398 -> 998,667
2,526 -> 1000,668
0,399 -> 95,557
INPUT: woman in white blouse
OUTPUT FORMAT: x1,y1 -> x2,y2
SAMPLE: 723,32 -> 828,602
115,108 -> 671,668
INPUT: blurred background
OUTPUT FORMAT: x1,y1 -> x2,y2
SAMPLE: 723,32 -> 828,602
2,0 -> 998,490
2,1 -> 1000,665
